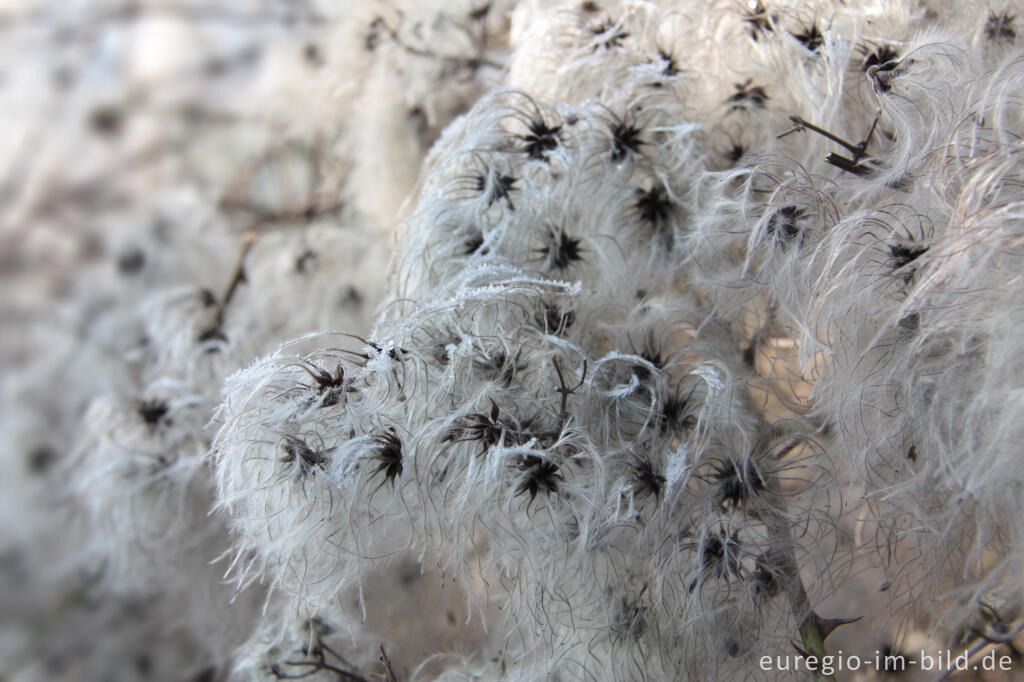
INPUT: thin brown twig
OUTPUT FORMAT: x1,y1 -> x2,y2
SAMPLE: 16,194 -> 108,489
777,111 -> 883,176
934,619 -> 1024,682
379,645 -> 398,682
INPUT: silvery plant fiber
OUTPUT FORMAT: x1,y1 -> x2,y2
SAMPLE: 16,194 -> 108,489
1,0 -> 1022,680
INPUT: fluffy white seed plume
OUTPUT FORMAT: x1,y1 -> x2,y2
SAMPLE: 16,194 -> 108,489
213,13 -> 843,674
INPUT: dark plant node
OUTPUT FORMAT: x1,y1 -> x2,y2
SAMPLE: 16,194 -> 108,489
689,526 -> 744,592
536,302 -> 575,336
864,44 -> 899,72
793,22 -> 823,52
727,143 -> 746,164
744,1 -> 773,40
135,654 -> 152,676
476,172 -> 517,209
365,17 -> 383,51
301,362 -> 353,407
295,249 -> 317,274
280,436 -> 328,474
117,249 -> 146,275
728,79 -> 769,108
303,43 -> 323,66
198,326 -> 229,344
192,667 -> 217,682
889,242 -> 928,284
475,350 -> 526,388
589,20 -> 630,50
712,457 -> 767,509
540,225 -> 584,270
629,331 -> 667,380
635,185 -> 673,226
88,106 -> 122,136
339,286 -> 364,310
27,446 -> 57,474
520,119 -> 562,161
469,3 -> 491,21
658,48 -> 680,76
463,231 -> 487,255
370,429 -> 403,485
864,45 -> 900,93
611,588 -> 648,641
444,400 -> 525,456
610,119 -> 644,161
514,455 -> 563,501
766,205 -> 804,245
752,550 -> 784,601
335,335 -> 406,367
986,12 -> 1017,42
632,457 -> 666,499
366,340 -> 407,362
138,399 -> 169,427
658,384 -> 697,434
898,312 -> 920,331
